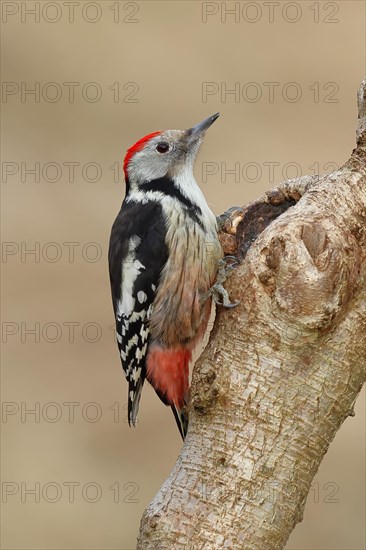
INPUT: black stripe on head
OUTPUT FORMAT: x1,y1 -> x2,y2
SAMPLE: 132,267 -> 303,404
143,177 -> 203,225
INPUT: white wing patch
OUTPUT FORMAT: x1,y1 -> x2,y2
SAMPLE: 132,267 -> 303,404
137,290 -> 147,304
117,236 -> 144,317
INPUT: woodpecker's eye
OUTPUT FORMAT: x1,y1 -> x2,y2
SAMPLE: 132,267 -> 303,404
156,142 -> 170,154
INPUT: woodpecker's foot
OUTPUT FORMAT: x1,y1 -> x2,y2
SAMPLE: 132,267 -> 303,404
200,256 -> 240,308
216,206 -> 245,232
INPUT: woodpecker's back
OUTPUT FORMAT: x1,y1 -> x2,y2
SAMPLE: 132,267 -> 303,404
108,114 -> 222,439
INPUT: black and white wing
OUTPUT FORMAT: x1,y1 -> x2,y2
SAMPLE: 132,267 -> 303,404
108,200 -> 168,426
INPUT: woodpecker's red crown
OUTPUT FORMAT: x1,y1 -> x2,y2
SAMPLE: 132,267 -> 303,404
123,131 -> 161,179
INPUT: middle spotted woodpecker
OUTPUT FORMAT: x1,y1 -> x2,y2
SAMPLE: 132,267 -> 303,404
109,113 -> 227,439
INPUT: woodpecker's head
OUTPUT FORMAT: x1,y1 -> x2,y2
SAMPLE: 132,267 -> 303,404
123,113 -> 219,187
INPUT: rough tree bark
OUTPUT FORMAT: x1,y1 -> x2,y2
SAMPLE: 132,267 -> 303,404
137,80 -> 366,550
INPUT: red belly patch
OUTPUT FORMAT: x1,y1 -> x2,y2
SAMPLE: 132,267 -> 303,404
146,346 -> 191,408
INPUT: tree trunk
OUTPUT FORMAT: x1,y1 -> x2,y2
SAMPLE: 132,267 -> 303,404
137,79 -> 366,550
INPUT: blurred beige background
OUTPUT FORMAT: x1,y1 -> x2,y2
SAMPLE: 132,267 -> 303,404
1,1 -> 365,548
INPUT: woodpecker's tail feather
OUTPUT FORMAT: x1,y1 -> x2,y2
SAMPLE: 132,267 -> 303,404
128,377 -> 145,428
171,403 -> 188,440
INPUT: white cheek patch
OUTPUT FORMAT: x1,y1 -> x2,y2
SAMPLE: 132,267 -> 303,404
174,167 -> 217,231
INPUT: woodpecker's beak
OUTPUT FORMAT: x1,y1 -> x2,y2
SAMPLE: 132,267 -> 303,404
186,113 -> 220,145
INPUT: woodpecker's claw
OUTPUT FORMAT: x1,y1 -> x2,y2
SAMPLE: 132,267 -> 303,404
218,256 -> 239,269
216,206 -> 245,231
211,283 -> 239,308
200,256 -> 240,308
